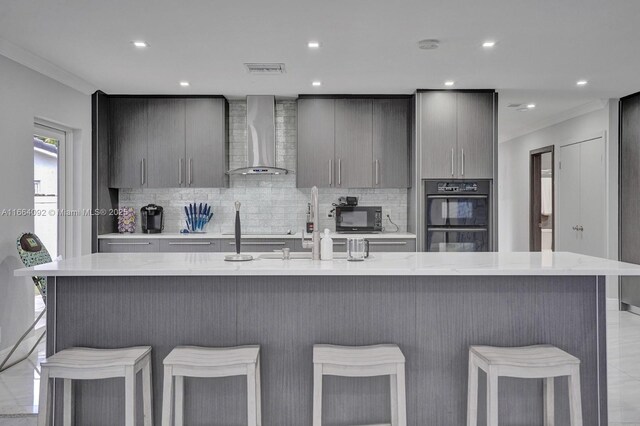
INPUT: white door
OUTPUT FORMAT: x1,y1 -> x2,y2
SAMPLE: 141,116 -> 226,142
558,136 -> 606,256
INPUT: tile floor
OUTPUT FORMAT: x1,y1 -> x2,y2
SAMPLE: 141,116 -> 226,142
0,303 -> 639,425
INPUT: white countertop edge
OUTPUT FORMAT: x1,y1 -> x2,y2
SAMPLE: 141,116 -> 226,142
97,232 -> 417,240
14,252 -> 640,277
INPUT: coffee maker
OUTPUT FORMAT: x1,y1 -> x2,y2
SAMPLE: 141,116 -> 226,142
140,204 -> 164,234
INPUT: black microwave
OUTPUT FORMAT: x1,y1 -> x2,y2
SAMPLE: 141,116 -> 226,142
335,206 -> 383,233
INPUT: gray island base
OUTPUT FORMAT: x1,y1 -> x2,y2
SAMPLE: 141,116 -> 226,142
46,273 -> 607,426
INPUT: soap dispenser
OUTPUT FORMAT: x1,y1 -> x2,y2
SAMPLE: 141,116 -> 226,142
321,229 -> 333,260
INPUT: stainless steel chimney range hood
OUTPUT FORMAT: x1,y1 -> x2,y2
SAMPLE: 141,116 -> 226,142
227,95 -> 290,175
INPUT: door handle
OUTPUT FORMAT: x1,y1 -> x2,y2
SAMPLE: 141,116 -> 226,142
572,225 -> 584,231
451,148 -> 455,177
178,158 -> 183,185
461,148 -> 465,176
141,159 -> 146,186
329,159 -> 333,186
375,159 -> 380,185
338,158 -> 342,186
188,158 -> 193,185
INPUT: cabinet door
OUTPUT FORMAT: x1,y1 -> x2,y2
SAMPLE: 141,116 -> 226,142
109,98 -> 148,188
147,98 -> 186,188
159,239 -> 220,252
367,239 -> 416,252
335,99 -> 373,188
456,92 -> 494,179
297,98 -> 335,188
372,99 -> 410,188
99,239 -> 159,253
420,92 -> 457,179
186,99 -> 228,188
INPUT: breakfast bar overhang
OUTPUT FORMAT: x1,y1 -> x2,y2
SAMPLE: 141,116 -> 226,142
16,251 -> 640,426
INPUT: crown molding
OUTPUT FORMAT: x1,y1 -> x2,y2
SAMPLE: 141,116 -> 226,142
499,99 -> 608,143
0,38 -> 96,95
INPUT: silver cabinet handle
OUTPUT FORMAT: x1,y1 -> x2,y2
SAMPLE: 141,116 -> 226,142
168,241 -> 212,246
369,241 -> 408,246
178,158 -> 183,185
375,159 -> 380,185
572,225 -> 584,231
333,242 -> 346,246
337,158 -> 342,186
461,148 -> 465,176
228,241 -> 287,246
329,159 -> 333,186
429,228 -> 488,232
141,159 -> 146,186
189,158 -> 193,185
107,242 -> 151,246
451,148 -> 455,177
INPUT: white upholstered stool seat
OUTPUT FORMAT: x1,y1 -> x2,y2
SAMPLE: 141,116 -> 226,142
313,344 -> 406,426
162,345 -> 261,426
467,344 -> 583,426
38,346 -> 153,426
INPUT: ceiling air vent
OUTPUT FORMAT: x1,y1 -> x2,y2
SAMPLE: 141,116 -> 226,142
244,63 -> 286,74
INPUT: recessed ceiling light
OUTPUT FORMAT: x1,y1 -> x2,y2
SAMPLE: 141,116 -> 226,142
312,81 -> 322,87
577,80 -> 588,86
444,81 -> 455,87
527,103 -> 536,109
179,81 -> 190,87
132,41 -> 148,48
418,39 -> 440,50
308,41 -> 321,49
482,41 -> 496,48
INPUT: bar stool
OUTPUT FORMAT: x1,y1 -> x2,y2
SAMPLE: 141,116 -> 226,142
38,346 -> 153,426
162,345 -> 261,426
467,344 -> 583,426
313,344 -> 407,426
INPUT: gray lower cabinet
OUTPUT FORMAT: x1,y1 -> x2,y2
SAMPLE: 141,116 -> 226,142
219,239 -> 295,253
297,98 -> 335,188
186,99 -> 228,188
335,99 -> 373,188
159,239 -> 220,252
109,98 -> 148,188
147,98 -> 186,188
98,239 -> 159,253
372,99 -> 411,188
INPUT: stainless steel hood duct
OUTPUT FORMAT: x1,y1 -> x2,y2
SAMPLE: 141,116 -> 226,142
227,95 -> 290,175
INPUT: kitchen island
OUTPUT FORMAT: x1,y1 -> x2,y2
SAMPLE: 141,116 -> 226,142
15,252 -> 640,426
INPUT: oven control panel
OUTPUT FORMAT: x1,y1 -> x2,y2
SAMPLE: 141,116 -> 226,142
437,182 -> 479,193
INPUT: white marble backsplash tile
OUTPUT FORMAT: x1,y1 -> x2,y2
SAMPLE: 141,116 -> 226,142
119,100 -> 408,234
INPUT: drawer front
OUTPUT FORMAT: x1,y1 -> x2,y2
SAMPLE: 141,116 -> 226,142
99,239 -> 159,253
367,239 -> 416,252
159,239 -> 220,252
220,239 -> 295,253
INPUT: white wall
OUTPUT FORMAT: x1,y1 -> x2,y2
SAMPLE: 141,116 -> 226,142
0,54 -> 91,353
499,101 -> 619,297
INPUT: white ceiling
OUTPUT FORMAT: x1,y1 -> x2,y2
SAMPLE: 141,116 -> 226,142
1,0 -> 639,140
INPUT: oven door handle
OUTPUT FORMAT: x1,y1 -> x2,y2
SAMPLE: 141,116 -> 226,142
428,227 -> 488,232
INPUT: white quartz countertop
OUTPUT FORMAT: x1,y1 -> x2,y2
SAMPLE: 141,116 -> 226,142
97,232 -> 417,240
14,252 -> 640,277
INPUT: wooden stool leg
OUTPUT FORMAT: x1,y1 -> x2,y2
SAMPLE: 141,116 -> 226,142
174,376 -> 184,426
487,368 -> 499,426
124,365 -> 137,426
568,366 -> 583,426
247,364 -> 258,426
312,363 -> 323,426
390,373 -> 398,426
63,379 -> 74,426
162,366 -> 174,426
142,358 -> 153,426
467,356 -> 479,426
544,377 -> 554,426
37,368 -> 51,426
256,357 -> 262,426
396,363 -> 407,426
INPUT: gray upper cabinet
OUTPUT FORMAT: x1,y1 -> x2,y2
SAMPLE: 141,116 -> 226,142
186,99 -> 228,188
297,98 -> 335,188
456,92 -> 494,179
420,92 -> 457,179
147,98 -> 186,188
335,99 -> 373,188
109,98 -> 148,188
109,96 -> 228,189
419,91 -> 495,179
372,99 -> 410,188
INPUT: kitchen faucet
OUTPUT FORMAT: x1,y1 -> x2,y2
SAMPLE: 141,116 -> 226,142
301,186 -> 321,260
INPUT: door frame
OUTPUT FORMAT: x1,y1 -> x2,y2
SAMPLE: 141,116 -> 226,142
529,145 -> 555,251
